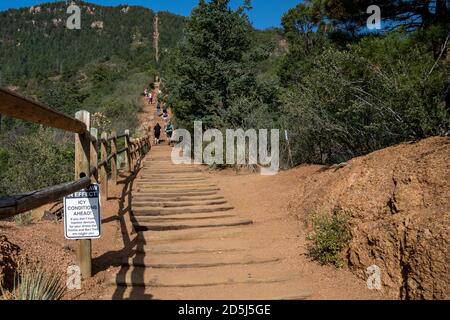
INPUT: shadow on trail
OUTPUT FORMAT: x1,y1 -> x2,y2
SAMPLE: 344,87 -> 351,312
92,151 -> 154,300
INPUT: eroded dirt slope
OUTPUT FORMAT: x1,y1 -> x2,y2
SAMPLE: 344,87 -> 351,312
287,137 -> 450,299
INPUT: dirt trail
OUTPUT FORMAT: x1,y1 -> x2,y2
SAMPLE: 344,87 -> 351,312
206,167 -> 384,299
103,88 -> 383,299
103,146 -> 382,299
137,81 -> 170,143
109,146 -> 298,299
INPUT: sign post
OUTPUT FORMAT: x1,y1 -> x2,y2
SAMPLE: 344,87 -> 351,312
73,110 -> 92,278
64,184 -> 101,240
285,129 -> 294,168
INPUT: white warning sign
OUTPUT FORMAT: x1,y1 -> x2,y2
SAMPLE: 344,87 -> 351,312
64,184 -> 101,240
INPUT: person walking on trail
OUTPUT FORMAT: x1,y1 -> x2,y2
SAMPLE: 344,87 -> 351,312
154,123 -> 161,145
165,122 -> 174,146
162,109 -> 169,122
149,92 -> 153,104
156,101 -> 161,114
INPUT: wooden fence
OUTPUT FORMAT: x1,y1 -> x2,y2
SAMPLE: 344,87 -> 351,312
0,87 -> 151,277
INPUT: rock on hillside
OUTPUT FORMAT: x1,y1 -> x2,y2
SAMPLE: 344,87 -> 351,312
288,137 -> 450,299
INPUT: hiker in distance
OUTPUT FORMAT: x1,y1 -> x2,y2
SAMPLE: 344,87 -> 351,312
162,109 -> 169,122
156,101 -> 161,114
148,91 -> 153,104
154,122 -> 161,145
165,121 -> 174,146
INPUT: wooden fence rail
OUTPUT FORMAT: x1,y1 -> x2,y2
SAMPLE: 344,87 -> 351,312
0,87 -> 151,277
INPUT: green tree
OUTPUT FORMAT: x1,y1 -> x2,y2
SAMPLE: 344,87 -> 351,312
279,34 -> 449,164
165,0 -> 257,130
279,3 -> 330,86
300,0 -> 448,33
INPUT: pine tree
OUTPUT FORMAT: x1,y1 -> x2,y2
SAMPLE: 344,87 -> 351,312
165,0 -> 256,130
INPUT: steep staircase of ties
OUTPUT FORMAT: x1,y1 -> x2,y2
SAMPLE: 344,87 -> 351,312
106,85 -> 312,300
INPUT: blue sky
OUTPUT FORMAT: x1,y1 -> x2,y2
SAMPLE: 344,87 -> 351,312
0,0 -> 302,29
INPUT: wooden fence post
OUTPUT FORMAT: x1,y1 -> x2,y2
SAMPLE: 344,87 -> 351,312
144,137 -> 148,154
134,138 -> 139,159
124,130 -> 132,172
136,140 -> 139,160
111,131 -> 117,184
144,136 -> 148,154
74,111 -> 92,278
100,132 -> 108,206
90,128 -> 98,183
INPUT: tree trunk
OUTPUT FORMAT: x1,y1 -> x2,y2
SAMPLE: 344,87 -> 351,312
420,0 -> 432,28
435,0 -> 448,28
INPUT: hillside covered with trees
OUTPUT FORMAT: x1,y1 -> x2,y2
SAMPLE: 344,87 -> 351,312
0,1 -> 186,196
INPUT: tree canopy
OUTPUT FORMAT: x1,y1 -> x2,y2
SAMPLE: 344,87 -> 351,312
164,0 -> 258,130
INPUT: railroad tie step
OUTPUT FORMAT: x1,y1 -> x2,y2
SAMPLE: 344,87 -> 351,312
134,227 -> 246,243
131,195 -> 226,202
134,190 -> 220,197
133,217 -> 253,231
132,212 -> 236,222
120,251 -> 281,269
136,188 -> 221,193
137,183 -> 218,189
132,205 -> 235,216
103,283 -> 313,300
111,264 -> 294,288
131,200 -> 228,208
138,178 -> 209,183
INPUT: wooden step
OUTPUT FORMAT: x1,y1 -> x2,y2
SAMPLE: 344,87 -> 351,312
132,212 -> 235,222
142,169 -> 202,174
143,162 -> 197,166
138,176 -> 208,180
134,190 -> 220,197
133,237 -> 252,254
140,177 -> 206,181
141,168 -> 203,171
140,172 -> 204,177
131,200 -> 228,208
121,250 -> 281,268
143,161 -> 195,165
132,205 -> 235,216
132,195 -> 225,202
134,227 -> 246,243
137,181 -> 212,187
137,183 -> 218,189
104,282 -> 312,300
137,187 -> 220,193
133,217 -> 253,231
141,168 -> 204,178
137,182 -> 217,187
111,262 -> 293,288
138,178 -> 208,183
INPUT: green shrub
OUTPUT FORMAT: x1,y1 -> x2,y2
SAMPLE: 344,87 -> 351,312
280,36 -> 449,165
14,211 -> 33,226
0,128 -> 73,196
1,265 -> 65,300
308,208 -> 351,267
